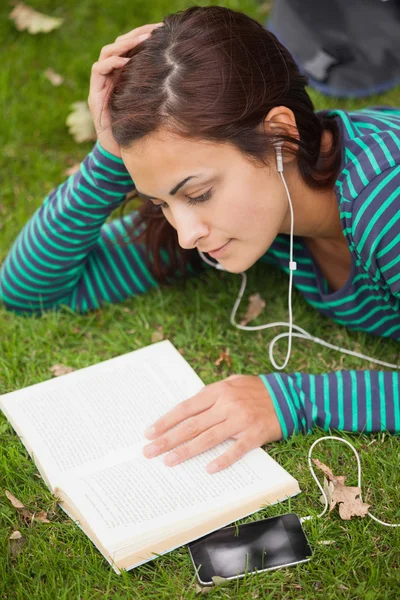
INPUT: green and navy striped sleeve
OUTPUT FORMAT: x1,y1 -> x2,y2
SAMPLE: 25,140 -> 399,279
259,370 -> 400,437
0,142 -> 169,313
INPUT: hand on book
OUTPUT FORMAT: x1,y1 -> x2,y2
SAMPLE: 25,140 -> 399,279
142,375 -> 282,474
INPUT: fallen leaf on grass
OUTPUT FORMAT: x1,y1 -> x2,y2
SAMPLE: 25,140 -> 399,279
64,163 -> 80,176
319,476 -> 335,506
8,530 -> 26,559
44,68 -> 64,86
257,1 -> 272,15
313,458 -> 370,520
4,490 -> 51,525
9,530 -> 23,540
215,348 -> 231,367
151,326 -> 164,343
9,3 -> 63,34
66,102 -> 96,143
195,575 -> 228,594
50,364 -> 75,377
125,189 -> 138,201
240,293 -> 266,326
5,490 -> 25,509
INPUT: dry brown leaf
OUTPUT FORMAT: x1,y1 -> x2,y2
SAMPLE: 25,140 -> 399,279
44,68 -> 64,86
313,458 -> 370,520
5,490 -> 51,525
125,189 -> 138,201
50,364 -> 75,377
64,163 -> 80,176
66,102 -> 96,143
257,1 -> 272,15
195,583 -> 212,595
195,576 -> 227,594
151,326 -> 164,343
33,510 -> 51,524
215,348 -> 232,367
5,490 -> 32,524
9,3 -> 63,34
5,490 -> 25,509
240,293 -> 266,326
319,476 -> 335,506
8,530 -> 26,559
9,530 -> 23,540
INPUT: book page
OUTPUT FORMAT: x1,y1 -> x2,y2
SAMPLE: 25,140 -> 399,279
0,341 -> 204,490
58,439 -> 299,553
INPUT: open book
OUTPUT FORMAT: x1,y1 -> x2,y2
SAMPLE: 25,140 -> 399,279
0,340 -> 300,574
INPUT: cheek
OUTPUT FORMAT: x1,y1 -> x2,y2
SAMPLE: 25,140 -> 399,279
161,209 -> 176,229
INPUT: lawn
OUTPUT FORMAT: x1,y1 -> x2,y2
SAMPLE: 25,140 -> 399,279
0,1 -> 399,598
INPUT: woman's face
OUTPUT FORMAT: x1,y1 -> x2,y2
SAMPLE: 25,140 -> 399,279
121,128 -> 290,273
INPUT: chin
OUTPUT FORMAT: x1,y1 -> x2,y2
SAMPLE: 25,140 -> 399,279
219,256 -> 257,274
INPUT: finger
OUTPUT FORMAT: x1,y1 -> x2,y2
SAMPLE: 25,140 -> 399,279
163,421 -> 234,467
99,23 -> 163,60
116,22 -> 164,41
144,383 -> 221,439
99,39 -> 142,61
206,438 -> 254,474
90,56 -> 130,95
143,408 -> 226,459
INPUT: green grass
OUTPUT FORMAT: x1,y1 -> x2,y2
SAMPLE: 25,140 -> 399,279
0,1 -> 399,598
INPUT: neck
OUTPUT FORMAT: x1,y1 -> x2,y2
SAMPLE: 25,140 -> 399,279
280,165 -> 341,239
279,131 -> 342,240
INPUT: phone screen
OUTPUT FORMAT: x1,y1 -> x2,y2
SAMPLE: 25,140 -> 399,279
188,513 -> 312,585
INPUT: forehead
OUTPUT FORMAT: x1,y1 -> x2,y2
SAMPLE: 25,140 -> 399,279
120,129 -> 238,186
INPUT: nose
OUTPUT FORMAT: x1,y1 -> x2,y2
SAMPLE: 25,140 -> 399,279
172,206 -> 209,250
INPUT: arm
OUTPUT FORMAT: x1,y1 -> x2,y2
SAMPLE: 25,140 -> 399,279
259,370 -> 400,437
351,163 -> 400,299
0,142 -> 159,313
0,23 -> 170,315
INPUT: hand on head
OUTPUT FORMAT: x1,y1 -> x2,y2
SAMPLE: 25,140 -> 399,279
88,22 -> 164,158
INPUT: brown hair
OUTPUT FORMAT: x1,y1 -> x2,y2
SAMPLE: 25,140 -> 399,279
108,5 -> 341,283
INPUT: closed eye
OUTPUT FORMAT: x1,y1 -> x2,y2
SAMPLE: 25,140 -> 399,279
187,188 -> 213,205
150,188 -> 213,209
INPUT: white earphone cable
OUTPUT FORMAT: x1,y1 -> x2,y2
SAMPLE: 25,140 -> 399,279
197,154 -> 400,371
302,435 -> 400,527
198,145 -> 399,528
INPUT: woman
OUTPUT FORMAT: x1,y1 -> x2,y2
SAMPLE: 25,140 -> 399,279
1,6 -> 399,475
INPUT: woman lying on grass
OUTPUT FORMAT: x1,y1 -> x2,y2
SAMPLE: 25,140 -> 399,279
0,6 -> 399,474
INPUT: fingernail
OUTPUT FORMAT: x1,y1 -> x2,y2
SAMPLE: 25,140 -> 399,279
144,445 -> 158,458
207,463 -> 219,474
144,426 -> 155,438
164,452 -> 179,466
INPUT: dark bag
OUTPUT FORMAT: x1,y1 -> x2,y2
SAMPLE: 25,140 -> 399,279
267,0 -> 400,97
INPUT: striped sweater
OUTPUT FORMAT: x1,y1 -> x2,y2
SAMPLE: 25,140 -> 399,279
1,107 -> 399,439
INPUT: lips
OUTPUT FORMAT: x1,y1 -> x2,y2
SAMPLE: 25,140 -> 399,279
201,241 -> 230,253
202,239 -> 232,259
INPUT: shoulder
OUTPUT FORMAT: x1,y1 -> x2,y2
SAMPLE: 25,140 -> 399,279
348,165 -> 400,295
332,107 -> 400,201
330,108 -> 400,293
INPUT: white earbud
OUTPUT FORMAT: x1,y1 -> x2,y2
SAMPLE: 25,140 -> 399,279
196,136 -> 400,371
275,141 -> 284,173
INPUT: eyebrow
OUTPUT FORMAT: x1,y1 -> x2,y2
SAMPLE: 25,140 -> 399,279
135,175 -> 200,200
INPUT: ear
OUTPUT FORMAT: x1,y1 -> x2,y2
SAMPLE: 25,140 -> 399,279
263,106 -> 300,163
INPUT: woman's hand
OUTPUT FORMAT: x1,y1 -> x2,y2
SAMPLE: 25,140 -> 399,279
88,22 -> 164,158
142,375 -> 282,474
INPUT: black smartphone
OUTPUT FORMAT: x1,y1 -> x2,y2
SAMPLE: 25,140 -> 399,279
187,513 -> 313,586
